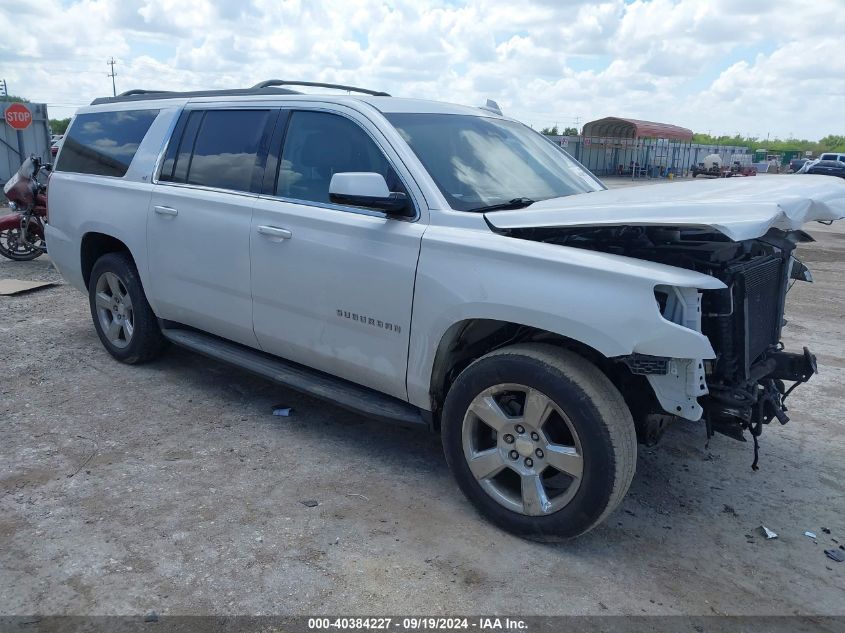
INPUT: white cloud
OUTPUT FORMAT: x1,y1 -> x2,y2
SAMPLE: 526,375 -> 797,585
0,0 -> 842,139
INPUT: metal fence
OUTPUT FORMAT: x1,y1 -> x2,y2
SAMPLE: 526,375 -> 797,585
549,135 -> 751,178
1,101 -> 51,183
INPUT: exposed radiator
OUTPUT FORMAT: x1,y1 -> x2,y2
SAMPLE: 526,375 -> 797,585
704,254 -> 786,381
741,257 -> 784,364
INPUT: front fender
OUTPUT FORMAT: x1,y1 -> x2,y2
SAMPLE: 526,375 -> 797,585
406,226 -> 724,410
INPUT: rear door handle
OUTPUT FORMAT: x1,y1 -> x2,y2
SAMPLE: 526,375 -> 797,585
257,225 -> 292,240
154,205 -> 178,217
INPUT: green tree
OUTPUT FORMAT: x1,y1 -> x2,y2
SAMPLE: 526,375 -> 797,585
1,94 -> 30,103
540,125 -> 559,136
691,131 -> 845,156
819,135 -> 845,151
562,126 -> 578,136
50,118 -> 71,135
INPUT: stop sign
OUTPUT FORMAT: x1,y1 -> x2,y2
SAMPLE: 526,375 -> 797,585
4,103 -> 32,130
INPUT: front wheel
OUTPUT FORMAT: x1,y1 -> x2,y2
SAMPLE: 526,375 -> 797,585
441,343 -> 637,541
0,227 -> 44,260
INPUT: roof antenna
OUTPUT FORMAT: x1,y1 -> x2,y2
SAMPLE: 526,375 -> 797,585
479,99 -> 502,116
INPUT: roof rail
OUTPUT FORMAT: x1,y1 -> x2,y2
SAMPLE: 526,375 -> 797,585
251,79 -> 390,97
90,86 -> 301,105
90,80 -> 388,106
117,89 -> 176,97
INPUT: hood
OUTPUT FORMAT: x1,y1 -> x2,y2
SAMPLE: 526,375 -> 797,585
486,175 -> 845,241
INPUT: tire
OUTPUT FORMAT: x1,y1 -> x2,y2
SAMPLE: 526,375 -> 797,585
88,251 -> 166,364
441,343 -> 636,541
0,228 -> 44,261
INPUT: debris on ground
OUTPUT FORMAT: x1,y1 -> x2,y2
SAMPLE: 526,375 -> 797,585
144,611 -> 159,622
760,526 -> 778,539
824,549 -> 844,563
722,504 -> 738,516
805,531 -> 818,539
300,499 -> 318,507
272,406 -> 293,416
821,527 -> 831,534
0,279 -> 56,296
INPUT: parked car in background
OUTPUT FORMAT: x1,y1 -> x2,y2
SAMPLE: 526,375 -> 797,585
50,135 -> 63,157
44,80 -> 845,540
805,160 -> 845,179
819,152 -> 845,165
789,158 -> 810,172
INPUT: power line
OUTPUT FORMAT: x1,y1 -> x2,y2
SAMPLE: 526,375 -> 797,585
107,57 -> 117,97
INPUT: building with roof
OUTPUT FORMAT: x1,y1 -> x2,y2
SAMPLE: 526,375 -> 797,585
550,116 -> 749,179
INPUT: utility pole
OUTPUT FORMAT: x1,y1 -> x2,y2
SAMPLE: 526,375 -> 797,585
107,57 -> 117,97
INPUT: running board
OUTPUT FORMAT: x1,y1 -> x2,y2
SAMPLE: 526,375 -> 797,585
160,327 -> 426,427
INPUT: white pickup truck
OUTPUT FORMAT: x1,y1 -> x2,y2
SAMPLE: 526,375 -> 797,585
44,81 -> 845,539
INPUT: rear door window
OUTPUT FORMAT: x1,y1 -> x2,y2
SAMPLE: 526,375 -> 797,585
160,109 -> 274,193
56,109 -> 159,177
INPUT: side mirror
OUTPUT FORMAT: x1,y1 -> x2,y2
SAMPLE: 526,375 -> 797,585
329,172 -> 412,216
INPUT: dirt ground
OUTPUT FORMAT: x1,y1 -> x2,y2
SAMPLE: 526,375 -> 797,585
1,186 -> 844,616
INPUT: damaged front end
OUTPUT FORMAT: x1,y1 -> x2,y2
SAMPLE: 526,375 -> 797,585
484,176 -> 845,465
509,223 -> 820,458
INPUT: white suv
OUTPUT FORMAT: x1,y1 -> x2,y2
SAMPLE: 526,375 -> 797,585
45,81 -> 845,539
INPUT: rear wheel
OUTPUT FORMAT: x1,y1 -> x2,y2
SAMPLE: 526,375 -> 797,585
88,252 -> 166,364
441,343 -> 637,540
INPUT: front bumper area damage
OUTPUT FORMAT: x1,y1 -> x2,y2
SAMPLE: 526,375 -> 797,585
604,230 -> 821,460
706,346 -> 817,437
620,346 -> 817,451
485,177 -> 843,462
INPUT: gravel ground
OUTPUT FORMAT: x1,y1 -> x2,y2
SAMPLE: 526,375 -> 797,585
1,214 -> 843,617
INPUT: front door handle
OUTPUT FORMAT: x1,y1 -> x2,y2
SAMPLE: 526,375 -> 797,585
257,225 -> 292,240
154,205 -> 178,217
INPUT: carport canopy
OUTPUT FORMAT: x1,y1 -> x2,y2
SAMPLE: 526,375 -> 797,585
582,117 -> 693,141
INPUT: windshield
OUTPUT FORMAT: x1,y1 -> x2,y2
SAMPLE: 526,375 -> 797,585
386,113 -> 603,211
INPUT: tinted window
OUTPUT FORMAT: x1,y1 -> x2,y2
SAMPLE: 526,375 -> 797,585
276,111 -> 404,204
160,111 -> 203,184
56,110 -> 158,177
161,110 -> 272,192
387,113 -> 602,211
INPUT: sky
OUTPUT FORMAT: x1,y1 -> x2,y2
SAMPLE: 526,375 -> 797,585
1,0 -> 842,141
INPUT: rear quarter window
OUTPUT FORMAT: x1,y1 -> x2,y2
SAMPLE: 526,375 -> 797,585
56,109 -> 159,177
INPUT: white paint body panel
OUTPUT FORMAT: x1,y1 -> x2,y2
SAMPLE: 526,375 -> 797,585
404,222 -> 724,410
250,198 -> 424,400
147,184 -> 259,347
487,175 -> 845,241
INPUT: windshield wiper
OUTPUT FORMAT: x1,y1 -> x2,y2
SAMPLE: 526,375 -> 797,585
468,197 -> 535,213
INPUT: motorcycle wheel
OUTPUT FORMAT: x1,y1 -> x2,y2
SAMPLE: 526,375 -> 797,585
0,228 -> 44,261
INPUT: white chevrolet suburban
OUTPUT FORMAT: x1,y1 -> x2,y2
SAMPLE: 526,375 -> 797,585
45,80 -> 845,539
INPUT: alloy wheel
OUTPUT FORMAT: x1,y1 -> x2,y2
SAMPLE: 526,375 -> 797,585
94,271 -> 135,349
462,383 -> 584,516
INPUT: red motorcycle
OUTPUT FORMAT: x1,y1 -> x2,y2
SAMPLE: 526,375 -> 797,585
1,156 -> 49,260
